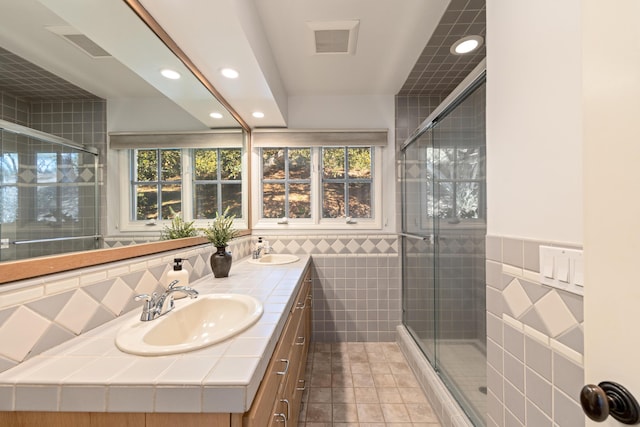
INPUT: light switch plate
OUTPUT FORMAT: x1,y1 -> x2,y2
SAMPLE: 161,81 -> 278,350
539,246 -> 584,295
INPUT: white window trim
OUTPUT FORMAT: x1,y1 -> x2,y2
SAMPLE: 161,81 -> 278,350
116,147 -> 249,233
251,146 -> 383,231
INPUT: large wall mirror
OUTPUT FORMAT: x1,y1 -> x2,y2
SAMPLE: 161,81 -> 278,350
0,0 -> 250,282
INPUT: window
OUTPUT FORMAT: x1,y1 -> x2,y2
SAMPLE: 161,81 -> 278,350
262,148 -> 311,219
322,147 -> 373,219
132,149 -> 182,221
426,146 -> 484,220
193,148 -> 242,219
254,145 -> 381,229
0,152 -> 18,223
121,147 -> 245,231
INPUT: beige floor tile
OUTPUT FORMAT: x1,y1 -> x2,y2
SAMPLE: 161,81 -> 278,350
389,360 -> 412,374
350,362 -> 372,374
352,373 -> 375,387
305,403 -> 332,422
348,352 -> 369,363
309,387 -> 332,403
366,351 -> 388,362
399,387 -> 428,404
333,403 -> 358,422
406,402 -> 439,422
312,360 -> 332,373
354,387 -> 379,403
381,403 -> 412,422
393,372 -> 420,387
332,387 -> 356,403
356,403 -> 385,422
348,342 -> 366,353
299,342 -> 442,427
373,373 -> 397,387
332,373 -> 354,387
332,342 -> 349,352
314,342 -> 332,353
310,372 -> 332,388
377,387 -> 403,403
369,361 -> 392,374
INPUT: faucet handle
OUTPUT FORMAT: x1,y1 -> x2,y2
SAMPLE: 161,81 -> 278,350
134,293 -> 152,302
167,280 -> 180,289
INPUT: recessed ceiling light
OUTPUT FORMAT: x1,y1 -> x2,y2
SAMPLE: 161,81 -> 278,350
160,68 -> 181,79
221,68 -> 239,79
252,111 -> 265,118
209,112 -> 223,119
450,35 -> 483,55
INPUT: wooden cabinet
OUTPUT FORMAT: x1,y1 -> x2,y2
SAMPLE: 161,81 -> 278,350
244,266 -> 312,427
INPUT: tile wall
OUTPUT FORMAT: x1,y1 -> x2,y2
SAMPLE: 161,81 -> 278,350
252,235 -> 400,342
0,91 -> 29,126
0,236 -> 252,374
486,236 -> 585,427
0,233 -> 401,375
0,93 -> 108,259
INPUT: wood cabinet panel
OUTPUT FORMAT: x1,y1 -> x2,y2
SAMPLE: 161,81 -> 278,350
245,265 -> 312,427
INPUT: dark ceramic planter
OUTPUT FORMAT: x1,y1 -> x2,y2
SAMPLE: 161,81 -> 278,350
210,246 -> 232,278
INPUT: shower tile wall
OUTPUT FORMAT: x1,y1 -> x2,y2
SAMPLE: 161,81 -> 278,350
0,91 -> 29,126
486,236 -> 585,427
0,95 -> 106,258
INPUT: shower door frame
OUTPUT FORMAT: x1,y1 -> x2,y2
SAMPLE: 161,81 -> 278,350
400,60 -> 487,426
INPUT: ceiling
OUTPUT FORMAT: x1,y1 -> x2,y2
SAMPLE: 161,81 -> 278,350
0,0 -> 486,130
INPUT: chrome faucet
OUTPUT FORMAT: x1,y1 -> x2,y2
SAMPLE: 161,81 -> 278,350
252,241 -> 271,259
134,280 -> 199,321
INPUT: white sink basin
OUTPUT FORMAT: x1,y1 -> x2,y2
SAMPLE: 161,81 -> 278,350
248,254 -> 299,265
115,294 -> 263,356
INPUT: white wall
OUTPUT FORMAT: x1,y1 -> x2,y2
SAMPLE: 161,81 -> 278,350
107,97 -> 209,132
486,0 -> 583,245
287,94 -> 397,233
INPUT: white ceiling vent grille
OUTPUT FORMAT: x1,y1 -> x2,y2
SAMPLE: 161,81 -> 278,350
306,20 -> 359,55
46,26 -> 111,59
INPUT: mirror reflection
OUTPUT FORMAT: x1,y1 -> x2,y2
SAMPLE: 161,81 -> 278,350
0,0 -> 246,264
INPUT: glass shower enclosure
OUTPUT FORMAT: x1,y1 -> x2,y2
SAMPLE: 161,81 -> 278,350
401,75 -> 486,425
0,120 -> 99,262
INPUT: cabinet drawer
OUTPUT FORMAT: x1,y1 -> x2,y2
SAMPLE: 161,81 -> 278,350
243,313 -> 296,427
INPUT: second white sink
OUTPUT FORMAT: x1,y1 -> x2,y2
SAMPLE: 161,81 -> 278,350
115,294 -> 263,356
248,254 -> 299,265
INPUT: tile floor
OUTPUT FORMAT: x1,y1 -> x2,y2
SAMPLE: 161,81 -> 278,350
298,342 -> 441,426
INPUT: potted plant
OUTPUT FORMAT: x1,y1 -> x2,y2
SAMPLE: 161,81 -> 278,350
201,207 -> 239,278
160,209 -> 198,240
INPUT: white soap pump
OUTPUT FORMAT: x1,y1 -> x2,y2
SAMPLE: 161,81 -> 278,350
166,258 -> 189,299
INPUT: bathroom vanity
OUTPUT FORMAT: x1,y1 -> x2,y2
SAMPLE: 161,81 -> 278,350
0,256 -> 312,427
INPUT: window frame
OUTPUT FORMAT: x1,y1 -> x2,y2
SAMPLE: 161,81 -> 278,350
252,145 -> 382,231
117,146 -> 248,233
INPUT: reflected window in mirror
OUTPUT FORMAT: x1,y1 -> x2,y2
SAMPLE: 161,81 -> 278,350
130,147 -> 242,222
113,130 -> 247,234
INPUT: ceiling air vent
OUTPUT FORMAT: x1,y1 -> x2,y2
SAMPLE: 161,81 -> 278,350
46,26 -> 111,59
306,20 -> 359,55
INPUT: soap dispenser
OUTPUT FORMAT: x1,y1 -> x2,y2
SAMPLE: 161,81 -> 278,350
166,258 -> 189,299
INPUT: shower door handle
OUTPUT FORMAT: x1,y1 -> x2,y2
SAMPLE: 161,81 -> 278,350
398,233 -> 434,245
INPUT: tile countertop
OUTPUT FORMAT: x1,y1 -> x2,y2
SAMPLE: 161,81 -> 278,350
0,255 -> 311,414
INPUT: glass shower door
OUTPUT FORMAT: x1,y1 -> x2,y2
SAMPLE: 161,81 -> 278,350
401,78 -> 486,426
431,82 -> 486,426
401,128 -> 437,363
